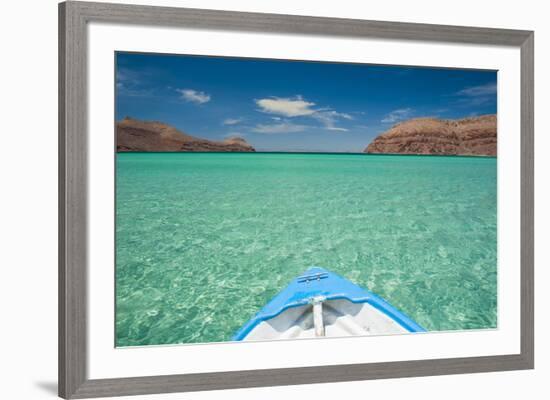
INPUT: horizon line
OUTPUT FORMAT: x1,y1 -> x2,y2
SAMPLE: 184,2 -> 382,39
117,151 -> 496,158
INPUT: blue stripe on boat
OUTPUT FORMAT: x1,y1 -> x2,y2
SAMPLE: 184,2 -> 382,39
232,266 -> 425,341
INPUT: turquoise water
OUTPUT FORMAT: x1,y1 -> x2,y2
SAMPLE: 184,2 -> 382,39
115,153 -> 497,347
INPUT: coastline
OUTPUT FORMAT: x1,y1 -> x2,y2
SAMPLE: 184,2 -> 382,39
116,151 -> 497,159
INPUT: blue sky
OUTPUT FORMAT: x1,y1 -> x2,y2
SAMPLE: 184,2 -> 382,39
116,52 -> 497,152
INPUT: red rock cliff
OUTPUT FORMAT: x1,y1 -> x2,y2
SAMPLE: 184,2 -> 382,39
116,118 -> 255,152
365,115 -> 496,156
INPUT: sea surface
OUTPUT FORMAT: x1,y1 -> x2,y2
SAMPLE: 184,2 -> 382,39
115,153 -> 497,347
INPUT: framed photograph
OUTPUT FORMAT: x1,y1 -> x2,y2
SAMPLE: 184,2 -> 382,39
59,1 -> 534,398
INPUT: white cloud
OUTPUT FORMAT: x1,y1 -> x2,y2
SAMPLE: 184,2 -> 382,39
453,82 -> 497,107
223,132 -> 246,139
381,108 -> 413,123
252,122 -> 307,134
456,82 -> 497,97
222,118 -> 243,125
255,96 -> 316,117
255,95 -> 354,132
116,68 -> 154,97
313,110 -> 353,131
116,68 -> 140,86
177,89 -> 211,104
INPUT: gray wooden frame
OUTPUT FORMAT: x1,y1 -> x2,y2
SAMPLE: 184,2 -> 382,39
59,1 -> 534,398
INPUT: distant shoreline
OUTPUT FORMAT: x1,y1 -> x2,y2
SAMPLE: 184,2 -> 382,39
117,151 -> 497,159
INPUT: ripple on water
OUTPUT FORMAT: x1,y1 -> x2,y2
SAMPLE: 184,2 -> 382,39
116,153 -> 497,346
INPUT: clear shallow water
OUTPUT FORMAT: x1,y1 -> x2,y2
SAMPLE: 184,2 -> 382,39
116,153 -> 497,347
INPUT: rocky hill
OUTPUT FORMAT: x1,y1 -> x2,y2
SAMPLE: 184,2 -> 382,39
116,118 -> 255,152
365,115 -> 496,156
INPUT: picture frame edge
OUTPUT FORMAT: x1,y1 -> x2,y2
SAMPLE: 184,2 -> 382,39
59,1 -> 88,398
66,354 -> 530,399
520,30 -> 535,370
58,1 -> 535,398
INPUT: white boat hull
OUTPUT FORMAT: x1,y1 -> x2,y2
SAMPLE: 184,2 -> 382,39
243,298 -> 409,341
